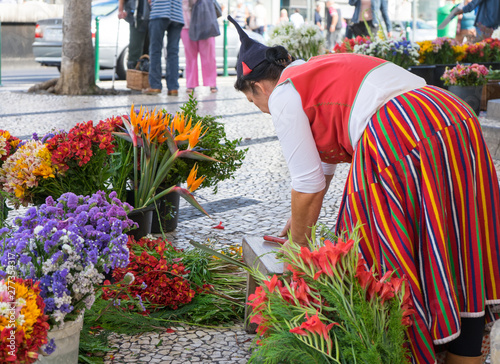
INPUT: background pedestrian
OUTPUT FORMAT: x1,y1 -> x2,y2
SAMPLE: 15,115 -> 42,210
118,0 -> 150,70
143,0 -> 184,96
181,0 -> 218,94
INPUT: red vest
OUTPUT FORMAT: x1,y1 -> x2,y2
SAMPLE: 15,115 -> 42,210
276,53 -> 387,164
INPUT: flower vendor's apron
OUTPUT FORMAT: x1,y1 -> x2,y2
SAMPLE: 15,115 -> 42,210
336,85 -> 500,363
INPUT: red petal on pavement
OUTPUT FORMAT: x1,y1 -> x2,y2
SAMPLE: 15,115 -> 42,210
212,221 -> 225,229
166,328 -> 176,333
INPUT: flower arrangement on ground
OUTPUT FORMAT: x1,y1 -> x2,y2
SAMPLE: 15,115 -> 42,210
101,236 -> 246,316
353,38 -> 420,70
77,236 -> 246,357
0,278 -> 52,364
114,104 -> 217,212
441,63 -> 489,86
247,225 -> 413,363
333,36 -> 370,54
0,118 -> 122,207
417,37 -> 467,64
267,22 -> 325,60
0,191 -> 135,327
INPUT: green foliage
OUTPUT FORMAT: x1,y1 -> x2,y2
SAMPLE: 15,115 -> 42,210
249,331 -> 332,364
164,94 -> 247,193
247,225 -> 411,364
108,136 -> 133,202
0,192 -> 9,227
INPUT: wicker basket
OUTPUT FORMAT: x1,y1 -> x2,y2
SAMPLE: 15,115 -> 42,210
126,55 -> 150,91
126,69 -> 149,91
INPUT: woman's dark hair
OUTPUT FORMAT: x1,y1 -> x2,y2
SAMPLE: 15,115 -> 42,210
234,45 -> 295,93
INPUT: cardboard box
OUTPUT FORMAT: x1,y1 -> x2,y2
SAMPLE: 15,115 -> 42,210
126,69 -> 149,91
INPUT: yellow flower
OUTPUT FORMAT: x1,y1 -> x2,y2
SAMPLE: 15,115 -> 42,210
0,280 -> 43,340
186,163 -> 205,192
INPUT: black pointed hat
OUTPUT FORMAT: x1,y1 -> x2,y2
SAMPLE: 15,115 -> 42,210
228,15 -> 269,78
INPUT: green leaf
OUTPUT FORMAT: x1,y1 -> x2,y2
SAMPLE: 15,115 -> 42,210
189,240 -> 249,270
178,150 -> 220,162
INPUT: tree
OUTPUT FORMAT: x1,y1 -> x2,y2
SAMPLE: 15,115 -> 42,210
54,0 -> 98,95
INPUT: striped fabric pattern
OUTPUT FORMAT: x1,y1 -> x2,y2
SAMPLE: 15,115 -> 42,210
336,86 -> 500,363
150,0 -> 184,23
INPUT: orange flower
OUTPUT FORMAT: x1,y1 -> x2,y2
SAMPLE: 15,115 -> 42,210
188,121 -> 205,149
186,164 -> 205,192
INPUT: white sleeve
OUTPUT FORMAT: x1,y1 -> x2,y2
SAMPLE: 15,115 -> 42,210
269,82 -> 332,194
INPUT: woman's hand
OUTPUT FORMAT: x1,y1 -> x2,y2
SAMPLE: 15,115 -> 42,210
279,217 -> 291,237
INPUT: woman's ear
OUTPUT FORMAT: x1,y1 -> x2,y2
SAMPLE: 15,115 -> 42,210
253,80 -> 274,96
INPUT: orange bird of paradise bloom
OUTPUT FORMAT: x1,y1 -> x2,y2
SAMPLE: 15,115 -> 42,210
186,163 -> 206,192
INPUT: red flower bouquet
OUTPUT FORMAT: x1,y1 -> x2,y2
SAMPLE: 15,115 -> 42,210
0,118 -> 123,206
333,36 -> 370,53
0,278 -> 51,364
247,225 -> 414,363
103,236 -> 197,311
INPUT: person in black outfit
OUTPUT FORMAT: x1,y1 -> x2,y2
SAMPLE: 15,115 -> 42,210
118,0 -> 150,70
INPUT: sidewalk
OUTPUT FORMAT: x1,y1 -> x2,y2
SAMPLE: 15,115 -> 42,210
1,77 -> 499,363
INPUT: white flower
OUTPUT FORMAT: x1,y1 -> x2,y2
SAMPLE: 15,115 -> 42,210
16,314 -> 25,326
16,297 -> 26,307
61,243 -> 72,253
34,225 -> 44,235
123,272 -> 135,285
492,27 -> 500,40
0,302 -> 11,316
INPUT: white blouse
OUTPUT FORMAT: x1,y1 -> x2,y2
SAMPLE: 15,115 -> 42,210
268,60 -> 426,194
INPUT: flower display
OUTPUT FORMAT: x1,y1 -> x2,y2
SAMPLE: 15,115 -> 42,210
103,237 -> 197,311
0,130 -> 20,168
353,37 -> 420,70
0,277 -> 51,364
45,118 -> 121,172
417,37 -> 466,64
463,38 -> 500,63
0,191 -> 135,326
441,63 -> 489,86
114,105 -> 217,211
0,140 -> 57,205
267,22 -> 325,59
333,36 -> 371,53
161,95 -> 247,194
0,118 -> 123,206
247,225 -> 413,363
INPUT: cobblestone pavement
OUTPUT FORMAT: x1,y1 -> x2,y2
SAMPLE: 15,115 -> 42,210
1,76 -> 499,363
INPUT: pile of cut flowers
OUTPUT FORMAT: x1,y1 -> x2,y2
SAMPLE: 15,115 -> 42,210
78,235 -> 247,359
247,225 -> 414,364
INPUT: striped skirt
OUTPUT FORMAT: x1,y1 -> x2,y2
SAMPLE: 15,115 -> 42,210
336,86 -> 500,363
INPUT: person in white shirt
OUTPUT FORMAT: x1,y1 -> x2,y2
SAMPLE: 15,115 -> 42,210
289,8 -> 304,28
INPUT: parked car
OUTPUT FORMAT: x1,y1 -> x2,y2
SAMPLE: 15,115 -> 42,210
32,0 -> 264,79
392,20 -> 437,42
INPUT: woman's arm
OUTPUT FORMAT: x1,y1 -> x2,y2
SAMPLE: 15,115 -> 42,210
269,81 -> 336,242
290,173 -> 334,245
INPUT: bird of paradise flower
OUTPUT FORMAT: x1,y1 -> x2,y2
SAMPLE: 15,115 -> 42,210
113,104 -> 218,216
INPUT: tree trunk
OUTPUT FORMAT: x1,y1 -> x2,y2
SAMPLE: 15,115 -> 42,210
55,0 -> 98,95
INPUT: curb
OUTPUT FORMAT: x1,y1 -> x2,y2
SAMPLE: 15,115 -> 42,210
483,124 -> 500,161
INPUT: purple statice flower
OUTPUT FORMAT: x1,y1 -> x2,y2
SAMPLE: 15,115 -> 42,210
43,339 -> 57,355
41,132 -> 56,144
0,190 -> 134,324
136,295 -> 146,312
32,132 -> 39,141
